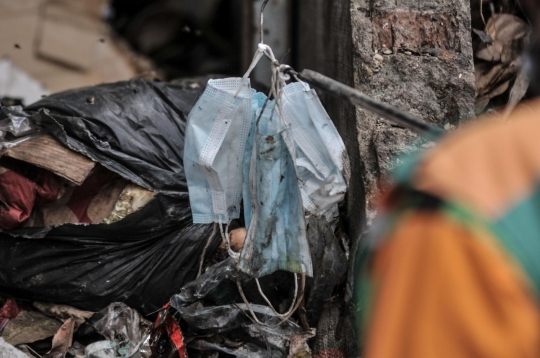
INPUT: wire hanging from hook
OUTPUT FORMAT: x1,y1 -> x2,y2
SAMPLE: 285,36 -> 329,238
260,0 -> 271,44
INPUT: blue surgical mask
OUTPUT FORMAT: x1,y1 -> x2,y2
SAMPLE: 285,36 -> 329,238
184,78 -> 253,224
283,82 -> 350,217
238,104 -> 313,278
243,92 -> 273,228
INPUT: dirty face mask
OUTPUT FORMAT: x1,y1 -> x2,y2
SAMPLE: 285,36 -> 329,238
243,92 -> 273,228
282,82 -> 350,217
237,52 -> 314,278
184,78 -> 253,224
238,103 -> 312,278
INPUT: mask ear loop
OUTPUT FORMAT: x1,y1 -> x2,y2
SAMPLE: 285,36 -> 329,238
263,60 -> 290,131
237,271 -> 306,328
197,222 -> 217,278
294,74 -> 310,92
234,43 -> 275,98
252,46 -> 282,131
219,218 -> 239,260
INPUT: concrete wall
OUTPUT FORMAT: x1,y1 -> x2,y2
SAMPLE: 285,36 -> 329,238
297,0 -> 367,245
296,0 -> 475,237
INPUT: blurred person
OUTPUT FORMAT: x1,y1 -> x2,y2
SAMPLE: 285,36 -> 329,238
354,1 -> 540,357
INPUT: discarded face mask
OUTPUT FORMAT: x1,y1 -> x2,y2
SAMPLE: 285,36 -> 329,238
243,92 -> 274,227
184,78 -> 253,224
283,82 -> 350,217
238,104 -> 313,278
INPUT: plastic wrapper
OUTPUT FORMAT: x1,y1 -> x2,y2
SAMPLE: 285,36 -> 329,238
0,106 -> 40,149
171,257 -> 238,309
169,259 -> 305,357
305,216 -> 348,326
90,302 -> 151,356
188,340 -> 282,358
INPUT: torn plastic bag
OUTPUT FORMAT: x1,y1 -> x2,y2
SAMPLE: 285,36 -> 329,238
282,82 -> 349,216
26,79 -> 201,197
238,104 -> 312,278
0,105 -> 40,149
184,78 -> 253,224
170,257 -> 295,313
0,79 -> 221,314
304,216 -> 348,326
188,340 -> 282,358
178,304 -> 302,357
89,302 -> 151,354
177,303 -> 301,334
132,304 -> 188,358
171,257 -> 238,309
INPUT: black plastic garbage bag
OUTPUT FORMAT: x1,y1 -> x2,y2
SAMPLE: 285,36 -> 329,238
27,79 -> 199,197
0,79 -> 220,314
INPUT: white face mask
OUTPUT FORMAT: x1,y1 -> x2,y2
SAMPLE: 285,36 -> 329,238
282,82 -> 350,217
184,78 -> 253,224
184,44 -> 275,225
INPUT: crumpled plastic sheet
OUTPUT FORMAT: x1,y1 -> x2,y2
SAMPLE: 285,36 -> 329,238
170,257 -> 237,308
131,306 -> 188,358
169,246 -> 347,357
305,215 -> 348,326
92,302 -> 148,342
84,340 -> 120,358
175,303 -> 303,356
90,302 -> 151,357
188,340 -> 283,358
0,106 -> 40,149
170,217 -> 347,328
169,256 -> 309,356
242,321 -> 304,351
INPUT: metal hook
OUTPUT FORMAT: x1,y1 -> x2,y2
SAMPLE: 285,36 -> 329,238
260,0 -> 271,44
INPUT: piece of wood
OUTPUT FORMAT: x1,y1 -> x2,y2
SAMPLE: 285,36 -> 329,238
1,134 -> 95,185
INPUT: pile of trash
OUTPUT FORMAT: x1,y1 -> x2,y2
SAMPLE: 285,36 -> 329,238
0,79 -> 216,315
0,299 -> 150,358
0,67 -> 356,356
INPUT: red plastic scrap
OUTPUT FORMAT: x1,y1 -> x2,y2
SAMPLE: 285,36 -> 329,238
0,299 -> 21,331
152,304 -> 188,358
164,314 -> 188,358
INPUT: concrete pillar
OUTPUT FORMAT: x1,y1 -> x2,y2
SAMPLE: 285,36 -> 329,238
297,0 -> 476,236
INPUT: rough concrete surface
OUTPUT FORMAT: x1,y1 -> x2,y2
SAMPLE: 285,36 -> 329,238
297,0 -> 475,229
352,0 -> 476,220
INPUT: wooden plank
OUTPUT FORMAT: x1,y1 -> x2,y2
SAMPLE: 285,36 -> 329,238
1,134 -> 95,185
